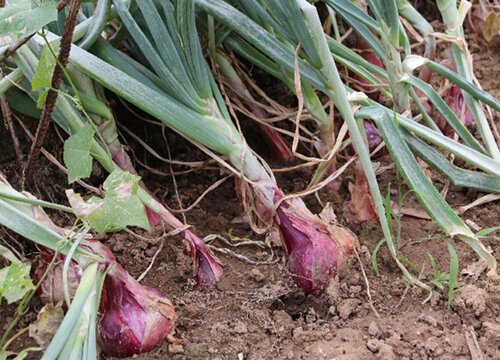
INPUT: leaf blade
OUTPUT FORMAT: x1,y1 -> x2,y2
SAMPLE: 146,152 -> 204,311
63,123 -> 95,183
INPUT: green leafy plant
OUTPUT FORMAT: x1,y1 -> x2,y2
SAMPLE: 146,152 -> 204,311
0,0 -> 57,39
427,242 -> 459,306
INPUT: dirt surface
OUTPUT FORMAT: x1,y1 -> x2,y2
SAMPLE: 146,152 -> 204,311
1,3 -> 500,360
99,190 -> 499,360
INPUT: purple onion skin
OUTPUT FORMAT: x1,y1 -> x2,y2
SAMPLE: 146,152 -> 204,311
353,40 -> 385,101
260,124 -> 294,162
345,121 -> 386,158
363,120 -> 383,151
187,231 -> 224,286
34,247 -> 82,305
449,86 -> 474,127
344,160 -> 378,223
437,86 -> 474,136
35,240 -> 177,358
274,193 -> 356,295
98,263 -> 176,358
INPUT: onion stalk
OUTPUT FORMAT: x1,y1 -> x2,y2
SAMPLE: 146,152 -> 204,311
436,0 -> 500,161
195,0 -> 497,280
9,40 -> 223,287
0,176 -> 177,358
48,0 -> 357,294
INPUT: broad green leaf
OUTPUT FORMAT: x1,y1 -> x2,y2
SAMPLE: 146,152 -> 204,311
67,169 -> 150,233
63,123 -> 95,183
0,0 -> 57,38
0,262 -> 34,304
32,41 -> 60,92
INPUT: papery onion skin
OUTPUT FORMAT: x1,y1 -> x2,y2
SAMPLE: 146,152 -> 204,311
185,231 -> 224,286
33,247 -> 82,305
344,160 -> 379,223
273,192 -> 356,295
34,240 -> 177,358
98,263 -> 176,358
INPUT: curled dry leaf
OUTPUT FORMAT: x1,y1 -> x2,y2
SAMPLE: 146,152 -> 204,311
344,160 -> 379,223
470,5 -> 500,43
29,303 -> 64,349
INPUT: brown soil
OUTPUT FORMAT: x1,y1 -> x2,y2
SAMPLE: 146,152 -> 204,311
1,4 -> 500,360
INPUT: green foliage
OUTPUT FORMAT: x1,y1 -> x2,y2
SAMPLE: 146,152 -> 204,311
0,262 -> 34,304
447,243 -> 459,307
427,243 -> 460,306
371,238 -> 386,275
477,226 -> 500,241
63,123 -> 95,183
0,347 -> 41,360
32,39 -> 60,108
32,41 -> 59,91
428,253 -> 449,290
67,169 -> 150,233
0,0 -> 57,38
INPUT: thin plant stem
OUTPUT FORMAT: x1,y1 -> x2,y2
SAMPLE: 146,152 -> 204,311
23,0 -> 82,185
0,242 -> 66,348
0,96 -> 23,163
1,326 -> 29,352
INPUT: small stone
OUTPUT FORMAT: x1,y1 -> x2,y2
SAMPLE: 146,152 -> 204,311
137,240 -> 148,250
425,337 -> 443,356
368,321 -> 379,337
349,285 -> 362,294
273,310 -> 295,333
367,339 -> 380,352
377,343 -> 396,360
305,308 -> 317,324
338,298 -> 361,320
326,278 -> 342,303
293,327 -> 305,340
328,306 -> 337,316
273,310 -> 295,332
232,320 -> 248,334
418,313 -> 438,327
168,343 -> 185,354
249,268 -> 265,282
